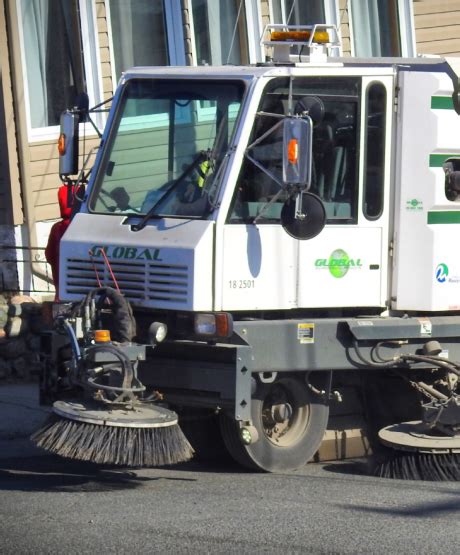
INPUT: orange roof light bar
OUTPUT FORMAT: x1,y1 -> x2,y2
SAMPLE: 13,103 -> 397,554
270,30 -> 330,44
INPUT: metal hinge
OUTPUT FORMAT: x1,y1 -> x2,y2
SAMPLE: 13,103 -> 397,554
394,86 -> 400,113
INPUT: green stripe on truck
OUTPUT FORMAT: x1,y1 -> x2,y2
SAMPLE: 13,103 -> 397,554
428,211 -> 460,224
429,154 -> 459,167
431,96 -> 454,110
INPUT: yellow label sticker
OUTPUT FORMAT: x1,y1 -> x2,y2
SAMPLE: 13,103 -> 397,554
298,323 -> 314,344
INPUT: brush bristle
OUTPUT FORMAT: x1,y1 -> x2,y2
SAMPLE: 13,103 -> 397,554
31,415 -> 194,467
374,450 -> 460,481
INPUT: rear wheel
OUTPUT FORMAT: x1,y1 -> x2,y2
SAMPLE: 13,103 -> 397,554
220,376 -> 329,472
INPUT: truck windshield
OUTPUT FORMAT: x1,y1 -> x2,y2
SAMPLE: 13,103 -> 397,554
89,78 -> 245,218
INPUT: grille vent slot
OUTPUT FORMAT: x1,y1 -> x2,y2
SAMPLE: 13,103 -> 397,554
66,258 -> 189,304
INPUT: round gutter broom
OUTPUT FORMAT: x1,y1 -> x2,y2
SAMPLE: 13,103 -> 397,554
31,287 -> 193,467
32,400 -> 193,467
375,421 -> 460,481
354,339 -> 460,481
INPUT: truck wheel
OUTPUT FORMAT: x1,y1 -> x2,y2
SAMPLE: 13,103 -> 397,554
220,376 -> 329,472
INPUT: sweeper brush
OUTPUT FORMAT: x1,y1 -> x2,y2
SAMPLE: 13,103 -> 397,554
354,339 -> 460,481
375,421 -> 460,481
32,287 -> 193,467
32,401 -> 194,467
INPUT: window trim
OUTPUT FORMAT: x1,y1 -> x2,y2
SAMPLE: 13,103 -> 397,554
17,0 -> 104,141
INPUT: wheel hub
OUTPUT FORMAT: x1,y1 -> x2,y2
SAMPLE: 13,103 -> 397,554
261,384 -> 310,446
271,403 -> 293,424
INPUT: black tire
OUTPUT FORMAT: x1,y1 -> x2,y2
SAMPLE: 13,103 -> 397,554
220,376 -> 329,472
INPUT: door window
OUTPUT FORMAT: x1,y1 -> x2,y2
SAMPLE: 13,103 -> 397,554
228,77 -> 361,224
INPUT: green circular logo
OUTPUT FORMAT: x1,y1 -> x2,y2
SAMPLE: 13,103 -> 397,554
328,249 -> 350,278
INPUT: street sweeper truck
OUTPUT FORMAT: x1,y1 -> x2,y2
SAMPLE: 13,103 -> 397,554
33,26 -> 460,479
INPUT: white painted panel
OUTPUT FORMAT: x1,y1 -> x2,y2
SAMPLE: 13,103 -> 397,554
220,225 -> 297,310
297,226 -> 382,307
392,69 -> 460,311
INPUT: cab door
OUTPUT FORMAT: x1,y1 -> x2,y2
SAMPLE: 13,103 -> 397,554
297,75 -> 393,309
218,74 -> 393,311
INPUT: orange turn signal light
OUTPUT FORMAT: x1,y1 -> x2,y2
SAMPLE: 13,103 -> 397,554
58,133 -> 66,156
287,139 -> 298,164
94,329 -> 111,343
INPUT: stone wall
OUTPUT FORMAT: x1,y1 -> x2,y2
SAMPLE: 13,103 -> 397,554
0,225 -> 19,292
0,294 -> 42,382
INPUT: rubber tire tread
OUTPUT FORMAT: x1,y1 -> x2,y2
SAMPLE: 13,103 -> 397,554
220,377 -> 329,472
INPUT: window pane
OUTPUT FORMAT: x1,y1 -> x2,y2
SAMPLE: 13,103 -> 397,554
109,0 -> 168,78
271,0 -> 326,24
364,83 -> 386,219
191,0 -> 249,65
20,0 -> 84,128
350,0 -> 401,56
230,77 -> 360,224
90,79 -> 245,219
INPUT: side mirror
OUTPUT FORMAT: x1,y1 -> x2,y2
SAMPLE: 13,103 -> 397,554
58,110 -> 80,176
282,116 -> 312,188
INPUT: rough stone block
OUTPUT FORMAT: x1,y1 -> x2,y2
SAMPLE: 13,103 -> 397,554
314,427 -> 372,462
6,316 -> 28,338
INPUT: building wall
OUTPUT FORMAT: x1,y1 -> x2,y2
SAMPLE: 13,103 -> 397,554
414,0 -> 460,56
3,0 -> 460,238
338,0 -> 351,56
0,0 -> 22,227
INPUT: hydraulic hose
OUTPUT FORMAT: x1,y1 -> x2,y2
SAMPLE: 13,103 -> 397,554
61,319 -> 82,361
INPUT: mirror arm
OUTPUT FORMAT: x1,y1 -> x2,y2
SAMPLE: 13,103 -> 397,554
244,152 -> 285,190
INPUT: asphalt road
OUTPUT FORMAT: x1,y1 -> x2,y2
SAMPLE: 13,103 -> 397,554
0,386 -> 459,554
1,448 -> 460,553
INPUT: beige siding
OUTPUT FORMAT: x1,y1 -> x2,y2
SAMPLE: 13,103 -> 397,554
96,0 -> 113,99
29,138 -> 100,222
414,0 -> 460,55
182,0 -> 193,65
338,0 -> 351,56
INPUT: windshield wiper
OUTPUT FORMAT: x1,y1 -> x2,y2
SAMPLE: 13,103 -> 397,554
132,151 -> 209,232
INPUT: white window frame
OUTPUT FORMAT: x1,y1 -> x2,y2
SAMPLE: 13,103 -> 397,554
397,0 -> 416,57
17,0 -> 104,141
349,0 -> 416,57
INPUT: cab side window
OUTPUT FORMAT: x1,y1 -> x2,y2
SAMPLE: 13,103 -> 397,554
363,83 -> 386,219
228,77 -> 360,224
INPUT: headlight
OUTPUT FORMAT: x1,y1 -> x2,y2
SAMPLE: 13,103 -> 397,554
194,312 -> 233,338
148,321 -> 168,344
